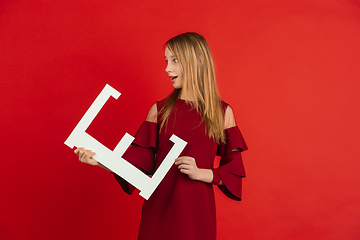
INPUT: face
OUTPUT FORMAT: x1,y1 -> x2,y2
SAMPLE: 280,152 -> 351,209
165,47 -> 184,89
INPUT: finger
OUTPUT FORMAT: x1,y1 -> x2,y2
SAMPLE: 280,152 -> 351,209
80,151 -> 90,162
74,147 -> 84,155
178,164 -> 192,170
79,150 -> 86,159
174,158 -> 182,165
77,147 -> 85,152
175,156 -> 190,161
81,150 -> 92,159
80,155 -> 90,163
177,156 -> 193,161
180,169 -> 190,174
85,150 -> 94,157
79,152 -> 86,161
84,151 -> 93,160
178,160 -> 194,167
175,157 -> 193,165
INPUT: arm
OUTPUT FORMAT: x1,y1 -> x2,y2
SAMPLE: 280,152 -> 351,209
74,103 -> 158,171
175,105 -> 238,185
145,102 -> 158,123
175,157 -> 221,184
113,103 -> 158,194
74,147 -> 113,172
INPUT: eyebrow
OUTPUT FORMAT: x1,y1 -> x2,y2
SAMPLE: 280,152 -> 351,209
165,54 -> 177,59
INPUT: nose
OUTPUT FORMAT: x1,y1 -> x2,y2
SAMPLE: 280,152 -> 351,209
165,63 -> 172,73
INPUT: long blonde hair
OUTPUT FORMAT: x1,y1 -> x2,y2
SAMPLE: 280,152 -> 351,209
160,32 -> 225,144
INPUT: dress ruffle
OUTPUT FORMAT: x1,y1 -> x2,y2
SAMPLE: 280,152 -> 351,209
122,121 -> 157,174
213,126 -> 247,201
114,117 -> 247,202
217,126 -> 248,155
113,99 -> 248,240
133,121 -> 158,150
113,121 -> 158,195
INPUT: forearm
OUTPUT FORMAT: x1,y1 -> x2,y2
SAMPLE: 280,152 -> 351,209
196,169 -> 223,185
97,162 -> 113,173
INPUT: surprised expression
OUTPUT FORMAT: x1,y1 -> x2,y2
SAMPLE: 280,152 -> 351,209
165,47 -> 184,89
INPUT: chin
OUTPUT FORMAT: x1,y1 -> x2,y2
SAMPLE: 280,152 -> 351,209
173,84 -> 182,89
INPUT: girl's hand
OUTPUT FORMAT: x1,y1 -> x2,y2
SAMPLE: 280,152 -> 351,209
175,156 -> 200,180
74,147 -> 98,166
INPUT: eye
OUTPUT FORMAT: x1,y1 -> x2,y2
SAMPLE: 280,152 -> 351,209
173,59 -> 178,63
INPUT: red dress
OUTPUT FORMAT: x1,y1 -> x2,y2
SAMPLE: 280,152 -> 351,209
114,99 -> 247,240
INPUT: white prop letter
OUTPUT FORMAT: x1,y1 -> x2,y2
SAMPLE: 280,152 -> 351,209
64,84 -> 187,200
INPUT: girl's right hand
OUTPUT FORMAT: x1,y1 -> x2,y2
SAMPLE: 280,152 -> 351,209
74,147 -> 98,166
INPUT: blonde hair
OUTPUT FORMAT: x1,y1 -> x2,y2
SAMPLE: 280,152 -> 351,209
160,32 -> 225,144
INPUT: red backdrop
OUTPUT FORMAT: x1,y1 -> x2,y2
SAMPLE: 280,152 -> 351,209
1,0 -> 360,239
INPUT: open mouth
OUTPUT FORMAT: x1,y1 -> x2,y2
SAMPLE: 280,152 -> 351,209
170,76 -> 178,82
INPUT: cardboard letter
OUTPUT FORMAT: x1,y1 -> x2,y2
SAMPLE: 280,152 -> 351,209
65,84 -> 187,200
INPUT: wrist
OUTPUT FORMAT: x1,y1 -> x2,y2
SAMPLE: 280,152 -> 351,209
196,168 -> 214,184
98,162 -> 113,172
210,169 -> 221,185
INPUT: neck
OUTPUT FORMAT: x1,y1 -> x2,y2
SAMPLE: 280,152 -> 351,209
179,90 -> 196,101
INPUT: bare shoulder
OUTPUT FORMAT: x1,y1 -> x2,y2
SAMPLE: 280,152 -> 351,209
224,105 -> 236,129
145,103 -> 158,123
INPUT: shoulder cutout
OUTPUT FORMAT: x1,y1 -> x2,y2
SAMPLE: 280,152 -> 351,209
145,103 -> 158,123
224,105 -> 236,129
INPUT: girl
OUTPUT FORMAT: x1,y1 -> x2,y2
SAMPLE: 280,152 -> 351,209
75,32 -> 247,240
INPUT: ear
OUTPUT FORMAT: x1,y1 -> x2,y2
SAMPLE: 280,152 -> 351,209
199,54 -> 205,63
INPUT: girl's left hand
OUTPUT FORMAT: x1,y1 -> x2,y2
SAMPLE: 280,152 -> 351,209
174,156 -> 200,180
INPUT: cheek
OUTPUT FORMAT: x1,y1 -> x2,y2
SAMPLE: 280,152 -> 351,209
178,67 -> 184,77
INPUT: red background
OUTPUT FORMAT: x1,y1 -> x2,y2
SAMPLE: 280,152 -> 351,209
1,0 -> 360,239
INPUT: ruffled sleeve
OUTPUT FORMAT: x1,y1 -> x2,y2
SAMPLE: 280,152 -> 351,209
212,126 -> 248,201
113,121 -> 158,195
